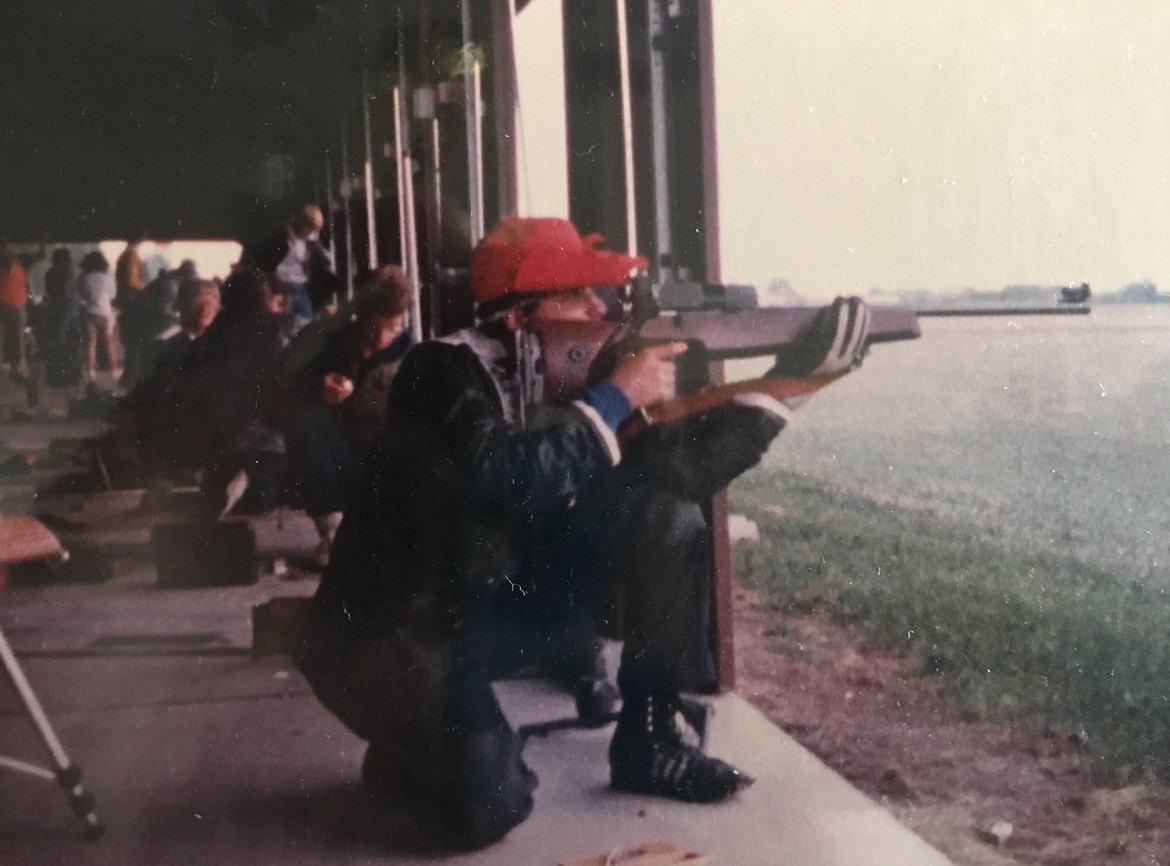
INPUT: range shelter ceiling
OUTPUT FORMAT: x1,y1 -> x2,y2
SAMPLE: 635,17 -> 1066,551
0,0 -> 469,242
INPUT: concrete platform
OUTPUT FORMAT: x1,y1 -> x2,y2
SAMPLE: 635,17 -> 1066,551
0,384 -> 952,864
0,578 -> 951,866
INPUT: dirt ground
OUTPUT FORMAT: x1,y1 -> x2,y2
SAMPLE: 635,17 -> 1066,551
732,581 -> 1170,866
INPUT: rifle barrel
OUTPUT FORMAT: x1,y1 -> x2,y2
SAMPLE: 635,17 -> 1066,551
914,306 -> 1091,317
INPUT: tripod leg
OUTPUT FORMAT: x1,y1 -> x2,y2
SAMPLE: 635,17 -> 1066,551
0,626 -> 103,839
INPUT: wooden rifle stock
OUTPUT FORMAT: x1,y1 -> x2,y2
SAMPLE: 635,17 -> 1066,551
533,304 -> 921,432
617,371 -> 847,442
635,304 -> 921,358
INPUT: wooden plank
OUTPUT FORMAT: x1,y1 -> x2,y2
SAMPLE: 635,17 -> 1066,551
33,489 -> 147,529
0,517 -> 63,567
559,840 -> 706,866
34,489 -> 207,531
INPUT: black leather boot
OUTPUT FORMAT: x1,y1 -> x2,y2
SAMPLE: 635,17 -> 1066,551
608,692 -> 753,802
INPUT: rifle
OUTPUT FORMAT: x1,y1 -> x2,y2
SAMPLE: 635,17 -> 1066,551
529,281 -> 921,439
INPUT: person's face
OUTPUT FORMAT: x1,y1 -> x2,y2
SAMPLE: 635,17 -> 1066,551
267,291 -> 290,316
359,313 -> 407,354
295,216 -> 324,241
526,287 -> 608,324
184,294 -> 220,335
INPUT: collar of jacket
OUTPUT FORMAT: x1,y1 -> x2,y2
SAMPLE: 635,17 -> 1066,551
437,326 -> 545,428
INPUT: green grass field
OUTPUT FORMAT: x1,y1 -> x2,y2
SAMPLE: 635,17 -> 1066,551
731,306 -> 1170,776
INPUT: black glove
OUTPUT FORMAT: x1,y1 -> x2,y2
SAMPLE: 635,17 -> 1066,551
771,295 -> 872,377
624,394 -> 788,502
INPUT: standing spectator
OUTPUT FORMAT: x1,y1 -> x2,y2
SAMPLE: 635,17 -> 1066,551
114,231 -> 147,309
0,240 -> 31,381
32,248 -> 84,406
115,231 -> 148,386
76,250 -> 119,385
241,205 -> 338,332
127,259 -> 197,386
141,261 -> 195,339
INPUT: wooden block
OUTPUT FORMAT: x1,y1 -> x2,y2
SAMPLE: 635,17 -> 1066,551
251,596 -> 313,658
558,840 -> 706,866
152,521 -> 259,587
34,489 -> 147,529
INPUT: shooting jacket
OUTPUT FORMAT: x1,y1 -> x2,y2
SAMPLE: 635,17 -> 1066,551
307,329 -> 619,617
297,327 -> 623,734
297,323 -> 784,747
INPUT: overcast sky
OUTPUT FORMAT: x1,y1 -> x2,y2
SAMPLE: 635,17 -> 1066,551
513,2 -> 1170,300
713,2 -> 1170,299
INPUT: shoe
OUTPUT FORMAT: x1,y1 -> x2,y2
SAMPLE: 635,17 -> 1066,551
609,693 -> 753,803
218,470 -> 250,519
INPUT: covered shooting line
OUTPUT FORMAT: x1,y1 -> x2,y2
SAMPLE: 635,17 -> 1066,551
300,0 -> 742,685
0,3 -> 952,864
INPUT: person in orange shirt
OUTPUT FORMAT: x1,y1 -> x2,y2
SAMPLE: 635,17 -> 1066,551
115,231 -> 148,385
0,240 -> 30,381
114,231 -> 147,305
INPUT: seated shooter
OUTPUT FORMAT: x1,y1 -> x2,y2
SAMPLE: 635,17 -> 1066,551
296,217 -> 870,850
282,267 -> 414,567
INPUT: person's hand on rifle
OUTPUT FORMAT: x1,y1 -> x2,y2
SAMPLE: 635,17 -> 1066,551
771,295 -> 872,378
768,295 -> 871,409
609,342 -> 688,408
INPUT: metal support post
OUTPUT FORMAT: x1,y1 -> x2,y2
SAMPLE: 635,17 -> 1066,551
340,123 -> 356,300
362,66 -> 379,271
463,0 -> 486,244
614,0 -> 638,255
426,117 -> 444,336
324,153 -> 337,272
647,0 -> 674,277
393,85 -> 408,270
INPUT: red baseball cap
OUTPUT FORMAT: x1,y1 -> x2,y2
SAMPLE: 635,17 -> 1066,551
469,216 -> 647,305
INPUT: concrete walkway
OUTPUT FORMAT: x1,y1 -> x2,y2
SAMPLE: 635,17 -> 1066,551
0,383 -> 952,865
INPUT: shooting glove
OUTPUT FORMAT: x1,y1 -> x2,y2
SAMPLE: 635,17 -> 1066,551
623,393 -> 788,502
771,295 -> 872,377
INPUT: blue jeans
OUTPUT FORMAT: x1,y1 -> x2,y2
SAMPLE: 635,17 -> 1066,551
287,282 -> 314,321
